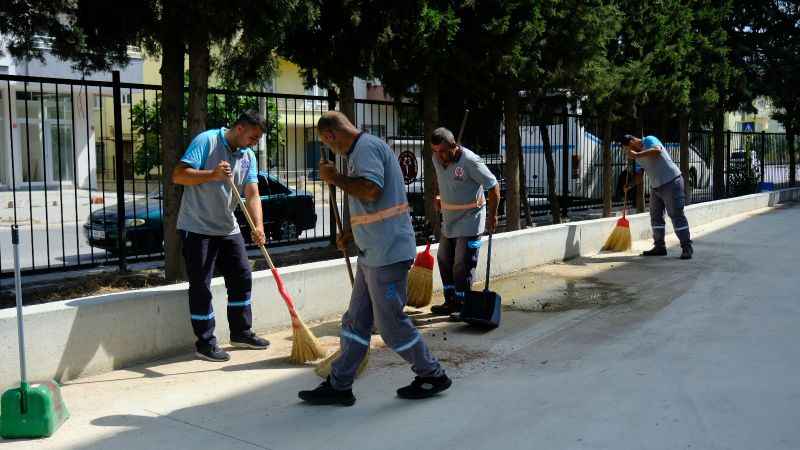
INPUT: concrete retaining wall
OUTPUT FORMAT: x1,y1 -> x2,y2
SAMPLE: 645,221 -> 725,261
2,188 -> 798,389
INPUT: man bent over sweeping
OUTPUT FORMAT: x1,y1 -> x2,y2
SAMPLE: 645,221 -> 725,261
621,134 -> 693,260
298,112 -> 451,406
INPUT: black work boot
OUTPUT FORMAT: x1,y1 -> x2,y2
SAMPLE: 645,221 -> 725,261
397,374 -> 452,399
231,331 -> 270,349
195,345 -> 230,362
430,300 -> 463,316
298,378 -> 356,406
680,243 -> 693,260
642,246 -> 668,256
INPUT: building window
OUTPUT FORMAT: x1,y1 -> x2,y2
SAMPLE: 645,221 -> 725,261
93,93 -> 131,109
361,124 -> 386,138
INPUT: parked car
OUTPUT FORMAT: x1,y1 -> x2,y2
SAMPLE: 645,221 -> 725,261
84,172 -> 317,255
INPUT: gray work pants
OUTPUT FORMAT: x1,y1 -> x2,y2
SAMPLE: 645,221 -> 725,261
330,260 -> 444,390
650,176 -> 692,248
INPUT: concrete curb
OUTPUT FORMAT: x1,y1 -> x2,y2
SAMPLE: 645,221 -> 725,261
1,187 -> 798,390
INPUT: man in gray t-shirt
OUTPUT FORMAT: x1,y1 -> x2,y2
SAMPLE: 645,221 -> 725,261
298,112 -> 450,406
173,111 -> 271,362
428,127 -> 501,315
623,134 -> 693,259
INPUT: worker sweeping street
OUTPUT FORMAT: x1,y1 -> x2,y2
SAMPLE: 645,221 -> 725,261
428,127 -> 501,316
173,110 -> 271,362
621,134 -> 694,259
298,111 -> 451,406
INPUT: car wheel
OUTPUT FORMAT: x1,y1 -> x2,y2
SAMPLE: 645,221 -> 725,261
269,221 -> 298,241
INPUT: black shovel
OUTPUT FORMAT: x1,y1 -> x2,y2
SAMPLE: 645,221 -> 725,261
460,234 -> 502,329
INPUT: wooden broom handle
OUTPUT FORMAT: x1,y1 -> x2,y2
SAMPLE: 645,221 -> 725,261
226,177 -> 276,270
323,152 -> 355,287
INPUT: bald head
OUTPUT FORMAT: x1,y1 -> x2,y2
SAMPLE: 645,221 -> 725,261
317,111 -> 361,154
317,111 -> 358,134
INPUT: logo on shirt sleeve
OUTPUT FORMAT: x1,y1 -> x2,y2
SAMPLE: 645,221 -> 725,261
454,166 -> 465,181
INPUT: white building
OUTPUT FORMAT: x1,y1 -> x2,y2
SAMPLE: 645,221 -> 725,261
0,36 -> 143,190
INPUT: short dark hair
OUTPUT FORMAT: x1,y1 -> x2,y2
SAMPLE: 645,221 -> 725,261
620,134 -> 637,146
233,110 -> 267,132
431,127 -> 456,146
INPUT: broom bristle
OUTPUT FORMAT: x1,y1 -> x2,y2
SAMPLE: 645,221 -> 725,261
406,266 -> 433,308
602,226 -> 632,252
314,348 -> 370,378
289,318 -> 326,364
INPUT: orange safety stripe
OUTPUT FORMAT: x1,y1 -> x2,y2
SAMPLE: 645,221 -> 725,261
440,193 -> 486,211
350,203 -> 410,226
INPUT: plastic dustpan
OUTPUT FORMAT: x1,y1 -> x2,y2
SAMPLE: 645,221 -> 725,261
1,226 -> 69,439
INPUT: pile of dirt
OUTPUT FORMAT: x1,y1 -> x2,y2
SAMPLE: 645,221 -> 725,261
0,271 -> 168,308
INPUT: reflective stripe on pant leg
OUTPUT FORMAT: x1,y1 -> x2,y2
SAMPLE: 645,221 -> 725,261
182,231 -> 219,350
437,236 -> 457,303
367,261 -> 443,378
330,262 -> 374,390
219,233 -> 253,336
665,177 -> 692,245
649,187 -> 667,247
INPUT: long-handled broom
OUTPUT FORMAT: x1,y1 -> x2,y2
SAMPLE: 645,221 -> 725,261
227,179 -> 325,363
407,109 -> 470,307
602,173 -> 632,252
315,154 -> 369,379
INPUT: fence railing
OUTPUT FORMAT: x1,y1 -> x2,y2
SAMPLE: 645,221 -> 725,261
0,72 -> 795,276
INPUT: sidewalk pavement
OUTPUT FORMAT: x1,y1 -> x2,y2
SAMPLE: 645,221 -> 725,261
1,203 -> 799,450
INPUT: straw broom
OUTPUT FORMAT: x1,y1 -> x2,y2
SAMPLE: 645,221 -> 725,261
227,178 -> 325,363
407,109 -> 470,307
315,156 -> 370,379
602,174 -> 632,252
406,238 -> 434,308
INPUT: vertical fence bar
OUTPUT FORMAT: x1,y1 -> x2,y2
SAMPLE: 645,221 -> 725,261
22,81 -> 35,268
760,130 -> 767,183
39,82 -> 51,268
725,130 -> 731,197
561,108 -> 569,217
112,71 -> 127,271
327,93 -> 337,246
55,84 -> 66,267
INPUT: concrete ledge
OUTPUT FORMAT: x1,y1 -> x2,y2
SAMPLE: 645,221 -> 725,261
2,187 -> 798,390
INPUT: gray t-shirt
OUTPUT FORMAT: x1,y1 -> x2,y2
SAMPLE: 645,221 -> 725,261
177,128 -> 258,236
433,147 -> 498,238
347,133 -> 416,267
636,135 -> 682,188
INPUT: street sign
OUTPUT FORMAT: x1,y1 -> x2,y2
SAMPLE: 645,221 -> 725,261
398,150 -> 418,185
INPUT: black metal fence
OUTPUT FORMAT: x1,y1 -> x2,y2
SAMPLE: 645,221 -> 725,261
0,72 -> 796,276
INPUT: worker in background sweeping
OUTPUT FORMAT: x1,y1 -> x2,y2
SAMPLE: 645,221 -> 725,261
621,134 -> 693,260
299,111 -> 451,406
429,127 -> 501,316
173,110 -> 271,362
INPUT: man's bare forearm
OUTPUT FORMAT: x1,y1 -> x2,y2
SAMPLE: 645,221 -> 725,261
329,174 -> 382,202
246,195 -> 264,232
487,184 -> 500,217
632,149 -> 661,159
173,166 -> 217,186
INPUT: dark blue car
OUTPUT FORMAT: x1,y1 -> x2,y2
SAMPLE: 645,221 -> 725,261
84,173 -> 317,255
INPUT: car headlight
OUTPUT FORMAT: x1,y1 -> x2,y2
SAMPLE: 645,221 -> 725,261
125,218 -> 146,227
